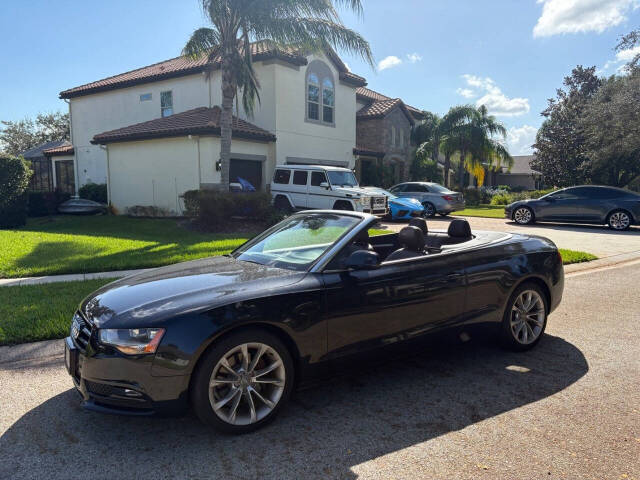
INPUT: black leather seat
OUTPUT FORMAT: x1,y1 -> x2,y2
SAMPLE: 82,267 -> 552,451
445,219 -> 472,244
408,217 -> 428,235
385,226 -> 426,261
340,229 -> 374,263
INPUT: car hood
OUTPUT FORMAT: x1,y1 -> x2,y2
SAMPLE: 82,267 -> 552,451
333,186 -> 379,197
80,256 -> 304,328
390,197 -> 423,208
507,198 -> 538,208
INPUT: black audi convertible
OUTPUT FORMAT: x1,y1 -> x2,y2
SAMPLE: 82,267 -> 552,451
65,211 -> 564,433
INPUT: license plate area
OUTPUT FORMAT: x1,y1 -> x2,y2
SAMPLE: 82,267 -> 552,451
65,337 -> 78,378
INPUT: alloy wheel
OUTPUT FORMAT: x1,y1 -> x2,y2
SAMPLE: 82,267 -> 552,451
510,290 -> 545,345
209,343 -> 286,426
422,202 -> 436,218
513,207 -> 532,224
609,211 -> 630,230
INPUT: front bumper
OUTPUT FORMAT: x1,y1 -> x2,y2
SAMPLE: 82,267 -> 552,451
64,335 -> 189,416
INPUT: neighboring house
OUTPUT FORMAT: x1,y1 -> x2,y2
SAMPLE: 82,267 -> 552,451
58,42 -> 424,213
354,87 -> 424,186
21,140 -> 75,194
492,155 -> 542,190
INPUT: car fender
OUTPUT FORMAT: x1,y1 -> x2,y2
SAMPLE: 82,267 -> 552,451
272,192 -> 295,209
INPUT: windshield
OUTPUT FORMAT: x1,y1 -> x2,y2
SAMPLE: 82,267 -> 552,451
327,171 -> 359,188
426,183 -> 451,193
233,213 -> 361,271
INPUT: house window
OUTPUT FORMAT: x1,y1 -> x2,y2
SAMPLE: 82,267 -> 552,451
140,93 -> 152,102
322,78 -> 334,123
161,91 -> 173,117
391,126 -> 396,146
306,60 -> 335,125
399,130 -> 404,148
307,73 -> 320,121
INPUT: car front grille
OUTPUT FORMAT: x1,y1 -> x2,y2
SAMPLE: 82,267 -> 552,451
70,312 -> 92,352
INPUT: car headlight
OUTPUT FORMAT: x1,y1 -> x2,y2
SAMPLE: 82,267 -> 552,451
98,328 -> 165,355
359,196 -> 370,205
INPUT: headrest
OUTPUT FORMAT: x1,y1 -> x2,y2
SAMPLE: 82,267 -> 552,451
408,217 -> 428,234
448,219 -> 472,238
398,226 -> 425,252
353,229 -> 370,244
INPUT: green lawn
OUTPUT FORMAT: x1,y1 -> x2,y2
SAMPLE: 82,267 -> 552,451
0,216 -> 252,278
453,205 -> 505,218
0,279 -> 113,345
559,249 -> 597,264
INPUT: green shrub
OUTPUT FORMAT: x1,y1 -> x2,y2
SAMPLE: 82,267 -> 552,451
0,155 -> 32,228
490,188 -> 557,205
79,183 -> 107,203
183,190 -> 280,229
28,190 -> 71,217
490,193 -> 512,205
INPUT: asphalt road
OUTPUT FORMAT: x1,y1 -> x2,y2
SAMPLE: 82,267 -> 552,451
382,216 -> 640,259
1,263 -> 639,480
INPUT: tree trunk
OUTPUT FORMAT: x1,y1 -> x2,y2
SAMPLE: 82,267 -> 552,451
219,58 -> 236,190
458,150 -> 466,189
443,153 -> 450,188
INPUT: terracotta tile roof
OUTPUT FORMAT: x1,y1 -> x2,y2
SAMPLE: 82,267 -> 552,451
43,142 -> 74,156
357,97 -> 415,125
356,87 -> 424,119
61,42 -> 365,99
91,107 -> 276,145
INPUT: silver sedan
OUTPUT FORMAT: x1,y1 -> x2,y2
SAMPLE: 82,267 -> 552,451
388,182 -> 465,217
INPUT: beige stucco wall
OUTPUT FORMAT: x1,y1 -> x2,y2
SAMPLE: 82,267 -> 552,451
107,136 -> 272,214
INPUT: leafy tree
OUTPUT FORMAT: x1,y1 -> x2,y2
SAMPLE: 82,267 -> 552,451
183,0 -> 373,189
616,28 -> 640,74
531,66 -> 601,187
580,73 -> 640,188
410,148 -> 442,183
0,112 -> 69,157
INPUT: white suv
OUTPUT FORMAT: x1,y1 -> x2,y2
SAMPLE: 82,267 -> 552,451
270,165 -> 388,216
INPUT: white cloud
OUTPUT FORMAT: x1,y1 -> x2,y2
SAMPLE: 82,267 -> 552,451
378,55 -> 403,71
406,53 -> 422,63
533,0 -> 639,38
599,44 -> 640,74
457,74 -> 531,117
506,125 -> 538,156
456,88 -> 475,98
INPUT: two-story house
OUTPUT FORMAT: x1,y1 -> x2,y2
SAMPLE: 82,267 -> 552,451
57,42 -> 422,213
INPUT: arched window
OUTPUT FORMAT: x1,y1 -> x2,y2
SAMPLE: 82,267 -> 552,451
306,60 -> 335,125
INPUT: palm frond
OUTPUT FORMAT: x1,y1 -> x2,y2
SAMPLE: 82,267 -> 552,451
183,27 -> 220,58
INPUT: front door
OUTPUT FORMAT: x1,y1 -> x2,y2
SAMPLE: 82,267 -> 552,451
536,189 -> 580,221
307,170 -> 332,209
322,253 -> 466,361
55,160 -> 75,195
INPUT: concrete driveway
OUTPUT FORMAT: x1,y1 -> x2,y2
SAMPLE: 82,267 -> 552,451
383,215 -> 640,259
1,262 -> 639,479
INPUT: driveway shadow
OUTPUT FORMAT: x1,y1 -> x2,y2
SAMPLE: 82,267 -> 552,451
503,220 -> 640,234
0,334 -> 587,479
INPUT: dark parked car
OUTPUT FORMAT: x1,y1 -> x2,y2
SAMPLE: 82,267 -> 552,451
505,185 -> 640,230
388,182 -> 465,217
65,211 -> 564,433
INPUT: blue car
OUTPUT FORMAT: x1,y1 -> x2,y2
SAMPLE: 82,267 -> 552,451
365,187 -> 424,220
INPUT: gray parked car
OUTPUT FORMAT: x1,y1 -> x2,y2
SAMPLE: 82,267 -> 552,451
388,182 -> 465,218
504,185 -> 640,231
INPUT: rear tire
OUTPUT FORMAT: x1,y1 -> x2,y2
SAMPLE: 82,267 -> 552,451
500,282 -> 548,351
513,206 -> 534,225
191,329 -> 294,434
274,196 -> 293,213
422,202 -> 436,218
607,209 -> 631,231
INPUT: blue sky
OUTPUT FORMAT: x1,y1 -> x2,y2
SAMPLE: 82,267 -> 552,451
1,0 -> 639,154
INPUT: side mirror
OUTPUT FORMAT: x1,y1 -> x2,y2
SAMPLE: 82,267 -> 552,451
344,250 -> 380,271
320,182 -> 330,189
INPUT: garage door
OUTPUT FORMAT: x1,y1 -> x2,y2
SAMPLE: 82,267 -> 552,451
230,159 -> 262,191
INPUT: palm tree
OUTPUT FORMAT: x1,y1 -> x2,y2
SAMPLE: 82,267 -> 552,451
183,0 -> 374,189
437,105 -> 477,188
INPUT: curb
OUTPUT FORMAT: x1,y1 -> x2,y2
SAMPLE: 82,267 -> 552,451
0,268 -> 150,287
564,250 -> 640,274
0,338 -> 64,365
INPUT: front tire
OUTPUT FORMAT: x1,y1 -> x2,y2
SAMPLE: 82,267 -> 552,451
333,200 -> 354,211
513,206 -> 534,225
500,283 -> 548,351
191,329 -> 294,434
422,202 -> 436,218
607,210 -> 631,231
274,196 -> 293,214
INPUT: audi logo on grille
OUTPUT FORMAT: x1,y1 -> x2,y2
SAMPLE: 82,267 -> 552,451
71,316 -> 82,340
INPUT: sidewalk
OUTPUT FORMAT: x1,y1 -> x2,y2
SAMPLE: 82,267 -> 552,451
0,268 -> 150,287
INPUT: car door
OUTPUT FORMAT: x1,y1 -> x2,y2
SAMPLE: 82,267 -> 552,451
573,187 -> 613,222
322,251 -> 466,361
307,170 -> 332,209
289,170 -> 309,208
535,189 -> 580,221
